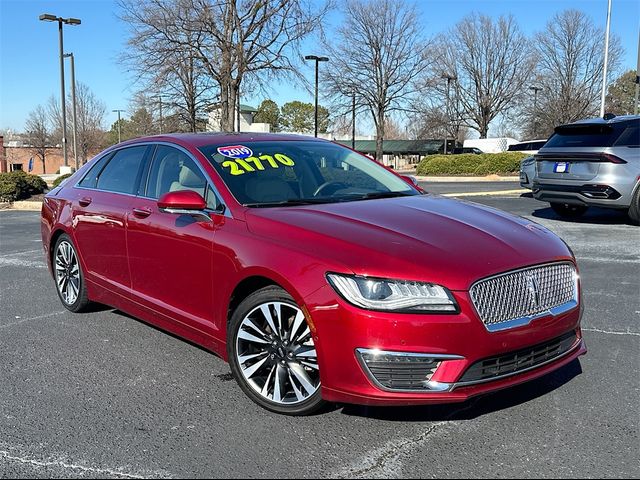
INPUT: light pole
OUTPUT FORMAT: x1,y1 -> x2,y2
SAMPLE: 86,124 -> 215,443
600,0 -> 612,117
39,14 -> 81,168
304,55 -> 329,137
529,85 -> 543,137
441,73 -> 457,154
112,109 -> 125,143
63,53 -> 78,170
635,28 -> 640,115
352,91 -> 356,150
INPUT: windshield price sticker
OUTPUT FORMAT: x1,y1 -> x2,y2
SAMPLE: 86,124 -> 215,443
217,145 -> 254,159
222,154 -> 295,176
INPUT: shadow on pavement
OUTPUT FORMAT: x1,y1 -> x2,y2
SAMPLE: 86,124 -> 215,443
338,359 -> 583,421
531,205 -> 633,226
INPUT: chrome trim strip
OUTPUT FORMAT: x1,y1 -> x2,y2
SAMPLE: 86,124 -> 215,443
355,335 -> 583,394
355,348 -> 463,393
484,300 -> 579,332
451,337 -> 583,389
71,141 -> 232,218
469,261 -> 579,332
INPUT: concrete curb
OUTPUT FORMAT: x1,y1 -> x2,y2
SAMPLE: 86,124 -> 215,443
414,175 -> 520,182
1,200 -> 43,211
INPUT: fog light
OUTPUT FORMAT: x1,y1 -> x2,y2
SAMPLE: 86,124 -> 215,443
356,349 -> 462,392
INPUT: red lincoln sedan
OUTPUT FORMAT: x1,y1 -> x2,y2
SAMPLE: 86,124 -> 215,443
41,133 -> 586,415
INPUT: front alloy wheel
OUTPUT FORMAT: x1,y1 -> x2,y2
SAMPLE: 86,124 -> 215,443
228,286 -> 324,415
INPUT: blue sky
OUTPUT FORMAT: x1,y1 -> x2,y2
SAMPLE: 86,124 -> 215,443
1,0 -> 638,133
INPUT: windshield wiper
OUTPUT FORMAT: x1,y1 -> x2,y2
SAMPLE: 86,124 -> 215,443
243,198 -> 335,208
342,191 -> 416,201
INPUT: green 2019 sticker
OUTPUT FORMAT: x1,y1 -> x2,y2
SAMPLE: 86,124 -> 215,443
222,154 -> 295,176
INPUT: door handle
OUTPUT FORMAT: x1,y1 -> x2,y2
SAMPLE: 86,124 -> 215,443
132,207 -> 152,218
78,197 -> 92,207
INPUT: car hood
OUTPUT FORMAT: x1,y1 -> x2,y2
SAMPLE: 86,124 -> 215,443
245,194 -> 573,291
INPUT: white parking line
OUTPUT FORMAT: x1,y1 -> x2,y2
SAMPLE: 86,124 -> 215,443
0,449 -> 148,479
0,311 -> 65,330
583,327 -> 640,337
442,189 -> 526,197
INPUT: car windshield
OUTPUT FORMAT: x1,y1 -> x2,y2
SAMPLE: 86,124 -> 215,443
199,140 -> 419,207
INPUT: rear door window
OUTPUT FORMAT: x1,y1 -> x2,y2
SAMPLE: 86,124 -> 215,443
78,153 -> 113,188
96,146 -> 148,195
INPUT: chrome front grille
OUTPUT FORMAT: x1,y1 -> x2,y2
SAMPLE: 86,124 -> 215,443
470,262 -> 578,331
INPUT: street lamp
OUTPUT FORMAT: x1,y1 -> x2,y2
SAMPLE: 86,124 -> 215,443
600,0 -> 612,117
304,55 -> 329,137
63,53 -> 78,170
112,110 -> 125,143
529,85 -> 543,137
441,73 -> 457,154
39,13 -> 81,168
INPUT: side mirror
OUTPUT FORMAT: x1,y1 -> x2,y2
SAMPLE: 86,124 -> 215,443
401,175 -> 419,187
158,190 -> 210,221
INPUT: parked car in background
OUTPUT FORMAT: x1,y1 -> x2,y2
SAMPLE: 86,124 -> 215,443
452,147 -> 484,154
532,115 -> 640,224
514,139 -> 548,189
42,133 -> 586,415
520,156 -> 536,189
509,140 -> 548,155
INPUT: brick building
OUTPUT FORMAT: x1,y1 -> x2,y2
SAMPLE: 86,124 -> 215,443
1,136 -> 68,175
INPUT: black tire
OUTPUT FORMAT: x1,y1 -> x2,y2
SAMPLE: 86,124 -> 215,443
53,234 -> 91,313
550,202 -> 589,219
227,285 -> 326,416
628,185 -> 640,226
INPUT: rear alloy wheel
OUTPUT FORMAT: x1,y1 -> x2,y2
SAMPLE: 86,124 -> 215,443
53,234 -> 91,312
228,286 -> 324,415
550,202 -> 589,219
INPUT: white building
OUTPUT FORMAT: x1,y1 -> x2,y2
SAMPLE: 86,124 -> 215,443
207,104 -> 271,133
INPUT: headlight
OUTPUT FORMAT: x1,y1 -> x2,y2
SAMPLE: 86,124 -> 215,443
326,273 -> 458,313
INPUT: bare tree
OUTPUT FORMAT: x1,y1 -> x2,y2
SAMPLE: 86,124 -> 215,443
119,0 -> 329,132
429,14 -> 534,138
120,2 -> 216,133
48,83 -> 107,164
25,105 -> 53,173
324,0 -> 430,161
526,10 -> 624,137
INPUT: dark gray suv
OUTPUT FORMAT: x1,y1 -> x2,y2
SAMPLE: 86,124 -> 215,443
532,115 -> 640,224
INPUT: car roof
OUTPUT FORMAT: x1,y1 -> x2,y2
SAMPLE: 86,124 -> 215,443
118,132 -> 328,148
571,114 -> 640,125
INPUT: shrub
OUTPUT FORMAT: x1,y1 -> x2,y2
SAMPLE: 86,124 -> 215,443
416,152 -> 528,176
53,173 -> 73,188
0,171 -> 48,202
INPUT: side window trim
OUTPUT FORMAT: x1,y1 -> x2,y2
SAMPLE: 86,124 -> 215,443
140,142 -> 230,218
76,151 -> 115,189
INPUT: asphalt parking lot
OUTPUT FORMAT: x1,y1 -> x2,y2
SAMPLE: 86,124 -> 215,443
0,185 -> 638,479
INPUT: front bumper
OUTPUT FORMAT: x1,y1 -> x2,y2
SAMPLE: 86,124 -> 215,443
305,285 -> 585,406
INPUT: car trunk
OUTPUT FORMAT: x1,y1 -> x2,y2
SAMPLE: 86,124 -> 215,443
535,122 -> 629,182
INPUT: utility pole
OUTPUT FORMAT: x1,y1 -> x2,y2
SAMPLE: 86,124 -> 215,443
441,74 -> 457,154
158,96 -> 163,134
64,53 -> 78,170
635,28 -> 640,115
600,0 -> 613,117
304,55 -> 329,137
39,14 -> 81,168
112,109 -> 125,143
529,86 -> 543,137
352,92 -> 356,150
